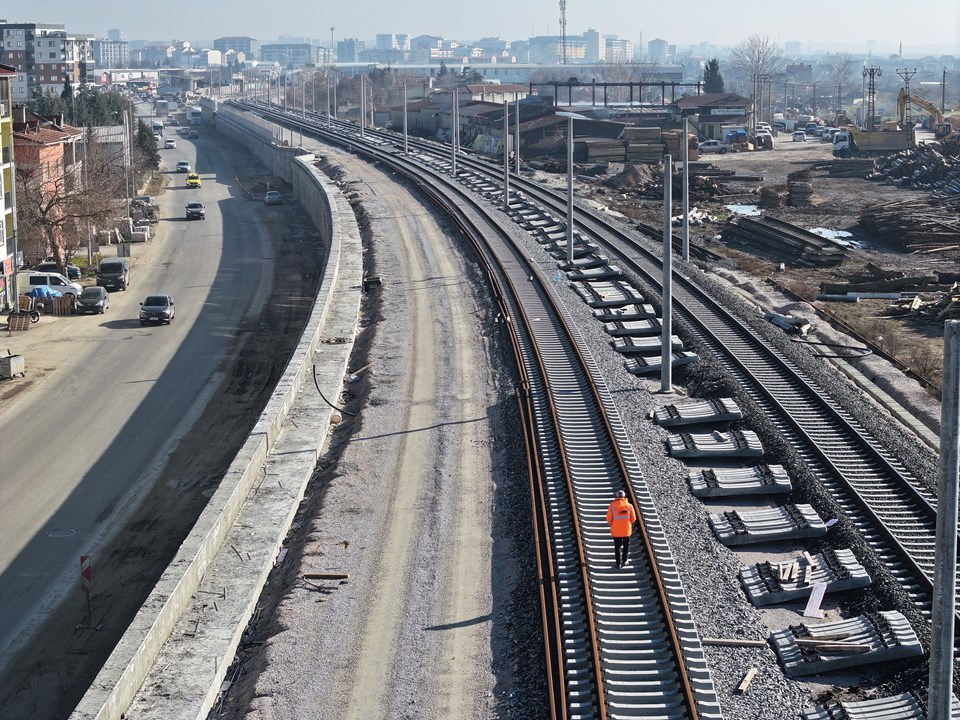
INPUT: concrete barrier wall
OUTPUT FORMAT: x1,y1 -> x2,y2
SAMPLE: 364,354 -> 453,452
215,104 -> 306,184
70,107 -> 352,720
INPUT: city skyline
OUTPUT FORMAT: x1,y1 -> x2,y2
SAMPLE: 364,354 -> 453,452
4,0 -> 959,56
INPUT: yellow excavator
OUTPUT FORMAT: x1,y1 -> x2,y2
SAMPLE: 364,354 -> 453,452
897,88 -> 956,140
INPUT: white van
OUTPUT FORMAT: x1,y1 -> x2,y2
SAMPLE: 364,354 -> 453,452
17,271 -> 83,298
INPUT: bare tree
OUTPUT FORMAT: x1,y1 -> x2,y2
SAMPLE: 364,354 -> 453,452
730,35 -> 785,122
15,131 -> 126,265
830,52 -> 853,113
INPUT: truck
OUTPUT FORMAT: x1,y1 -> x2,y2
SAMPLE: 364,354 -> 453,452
154,99 -> 169,117
188,107 -> 203,125
832,125 -> 916,158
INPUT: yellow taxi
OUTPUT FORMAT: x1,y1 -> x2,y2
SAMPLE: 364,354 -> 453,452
186,172 -> 201,189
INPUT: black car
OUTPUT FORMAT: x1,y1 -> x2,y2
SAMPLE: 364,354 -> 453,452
185,202 -> 205,220
77,286 -> 110,314
35,261 -> 81,280
139,295 -> 175,325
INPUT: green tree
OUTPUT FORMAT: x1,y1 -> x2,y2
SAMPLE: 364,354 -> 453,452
702,59 -> 725,94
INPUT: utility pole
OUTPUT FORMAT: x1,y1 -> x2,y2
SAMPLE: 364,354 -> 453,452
897,68 -> 917,128
559,0 -> 567,65
864,66 -> 881,130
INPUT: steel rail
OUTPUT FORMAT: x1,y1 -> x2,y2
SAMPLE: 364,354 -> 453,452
240,102 -> 718,718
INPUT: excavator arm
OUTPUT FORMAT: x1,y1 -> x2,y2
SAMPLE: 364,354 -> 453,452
897,87 -> 944,126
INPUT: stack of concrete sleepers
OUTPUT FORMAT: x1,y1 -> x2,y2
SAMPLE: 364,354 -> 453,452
802,692 -> 960,719
573,280 -> 645,307
708,504 -> 827,546
669,430 -> 764,458
687,465 -> 793,497
623,352 -> 700,375
604,319 -> 662,336
771,611 -> 922,677
652,397 -> 743,427
593,304 -> 657,321
613,335 -> 684,354
739,548 -> 871,606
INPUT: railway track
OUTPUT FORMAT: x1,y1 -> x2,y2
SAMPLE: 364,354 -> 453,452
236,101 -> 949,706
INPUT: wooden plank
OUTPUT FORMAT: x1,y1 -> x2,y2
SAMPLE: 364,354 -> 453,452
803,551 -> 818,570
803,582 -> 828,618
737,668 -> 759,694
702,637 -> 768,648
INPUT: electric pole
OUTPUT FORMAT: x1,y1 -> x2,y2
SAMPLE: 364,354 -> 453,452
559,0 -> 567,65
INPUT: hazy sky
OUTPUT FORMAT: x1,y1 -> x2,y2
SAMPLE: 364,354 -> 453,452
5,0 -> 959,54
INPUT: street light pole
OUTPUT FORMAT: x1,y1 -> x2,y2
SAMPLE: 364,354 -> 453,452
566,115 -> 574,263
403,82 -> 409,154
503,99 -> 509,211
661,154 -> 673,393
682,117 -> 689,262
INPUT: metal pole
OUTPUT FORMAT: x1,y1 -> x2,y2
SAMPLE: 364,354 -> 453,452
566,115 -> 574,264
451,88 -> 457,176
682,117 -> 689,263
327,74 -> 331,127
403,82 -> 408,154
514,98 -> 520,173
360,74 -> 365,138
660,154 -> 673,393
333,74 -> 337,119
503,99 -> 510,211
929,320 -> 960,720
123,111 -> 131,219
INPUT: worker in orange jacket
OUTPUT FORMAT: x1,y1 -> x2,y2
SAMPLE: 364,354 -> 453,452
606,490 -> 637,568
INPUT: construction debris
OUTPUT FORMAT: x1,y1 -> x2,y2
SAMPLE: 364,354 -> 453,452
829,158 -> 876,178
867,137 -> 960,192
858,195 -> 960,252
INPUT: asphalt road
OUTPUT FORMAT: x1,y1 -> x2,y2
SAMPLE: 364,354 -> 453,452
0,128 -> 275,672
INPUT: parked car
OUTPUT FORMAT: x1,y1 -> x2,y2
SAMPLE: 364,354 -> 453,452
35,261 -> 81,280
793,131 -> 807,142
186,172 -> 201,188
17,271 -> 82,298
97,257 -> 130,291
164,138 -> 177,149
176,161 -> 191,173
185,201 -> 205,220
188,129 -> 199,139
698,140 -> 732,154
139,295 -> 176,325
264,191 -> 282,205
77,286 -> 110,315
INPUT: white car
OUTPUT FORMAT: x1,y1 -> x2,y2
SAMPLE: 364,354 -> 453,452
793,131 -> 807,142
698,140 -> 733,154
164,138 -> 177,149
176,161 -> 191,173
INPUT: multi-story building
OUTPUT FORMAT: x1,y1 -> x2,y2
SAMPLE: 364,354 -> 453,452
336,38 -> 364,63
0,22 -> 94,102
261,43 -> 319,67
107,28 -> 123,42
1,63 -> 17,310
648,38 -> 669,63
605,37 -> 635,64
583,29 -> 605,63
11,108 -> 82,263
214,36 -> 260,61
92,39 -> 129,69
527,36 -> 586,64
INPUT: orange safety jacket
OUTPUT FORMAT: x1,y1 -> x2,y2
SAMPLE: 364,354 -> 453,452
606,498 -> 637,538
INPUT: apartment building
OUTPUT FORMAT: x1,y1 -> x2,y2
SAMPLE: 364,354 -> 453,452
214,36 -> 260,61
0,63 -> 16,309
0,21 -> 94,102
92,38 -> 129,69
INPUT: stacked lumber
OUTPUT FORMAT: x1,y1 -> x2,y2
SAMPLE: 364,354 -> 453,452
884,286 -> 960,323
662,130 -> 699,161
625,143 -> 665,162
859,195 -> 960,252
574,138 -> 626,163
829,159 -> 876,178
622,127 -> 662,142
868,137 -> 960,193
759,185 -> 788,208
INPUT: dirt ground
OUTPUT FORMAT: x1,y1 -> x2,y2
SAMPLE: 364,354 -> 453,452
0,163 -> 325,720
577,136 -> 954,393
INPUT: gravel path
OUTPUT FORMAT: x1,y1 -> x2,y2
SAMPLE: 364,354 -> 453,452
220,134 -> 942,719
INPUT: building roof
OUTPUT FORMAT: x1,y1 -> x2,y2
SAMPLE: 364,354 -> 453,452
0,62 -> 16,77
675,93 -> 750,110
12,109 -> 83,145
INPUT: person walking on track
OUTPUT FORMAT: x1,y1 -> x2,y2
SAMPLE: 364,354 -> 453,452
606,490 -> 637,568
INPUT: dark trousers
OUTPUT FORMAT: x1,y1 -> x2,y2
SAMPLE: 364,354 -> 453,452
614,536 -> 630,566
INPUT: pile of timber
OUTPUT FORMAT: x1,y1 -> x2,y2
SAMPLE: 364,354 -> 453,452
603,163 -> 734,199
868,137 -> 960,193
759,185 -> 788,208
722,216 -> 849,267
574,137 -> 628,163
859,196 -> 960,253
830,159 -> 876,178
787,170 -> 814,206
